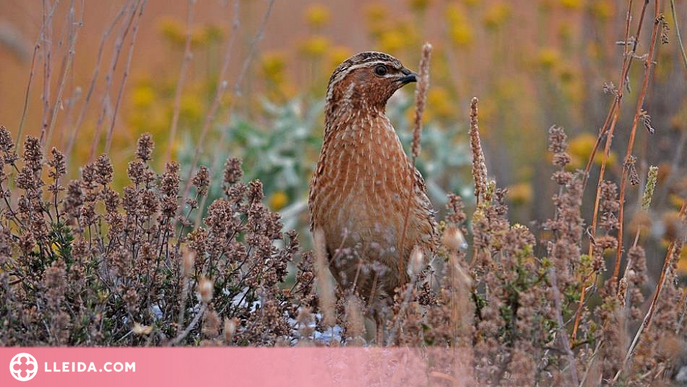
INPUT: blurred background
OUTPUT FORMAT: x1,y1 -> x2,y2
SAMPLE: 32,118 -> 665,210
1,0 -> 686,274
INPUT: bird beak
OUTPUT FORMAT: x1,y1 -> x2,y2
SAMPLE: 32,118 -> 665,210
397,68 -> 418,85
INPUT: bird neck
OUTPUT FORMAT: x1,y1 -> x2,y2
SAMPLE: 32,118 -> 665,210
324,103 -> 387,136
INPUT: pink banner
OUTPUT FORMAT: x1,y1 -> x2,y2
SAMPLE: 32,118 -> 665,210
1,347 -> 469,386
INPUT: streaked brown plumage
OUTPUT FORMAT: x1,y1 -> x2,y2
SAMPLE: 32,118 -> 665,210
308,51 -> 436,310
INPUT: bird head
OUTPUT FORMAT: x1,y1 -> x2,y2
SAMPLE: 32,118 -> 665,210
325,51 -> 417,115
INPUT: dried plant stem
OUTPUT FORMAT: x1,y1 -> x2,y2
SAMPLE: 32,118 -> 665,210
44,0 -> 83,151
15,0 -> 60,153
165,0 -> 196,163
623,201 -> 685,367
398,42 -> 431,283
180,0 -> 240,200
468,97 -> 487,205
210,0 -> 275,154
386,248 -> 422,346
670,0 -> 687,71
582,0 -> 649,186
614,0 -> 662,285
89,0 -> 140,161
169,303 -> 206,346
39,0 -> 56,148
572,0 -> 649,341
411,44 -> 431,161
16,45 -> 39,152
548,267 -> 580,386
65,2 -> 128,162
104,0 -> 148,155
191,0 -> 278,226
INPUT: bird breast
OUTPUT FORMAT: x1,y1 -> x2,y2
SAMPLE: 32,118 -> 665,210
311,113 -> 414,256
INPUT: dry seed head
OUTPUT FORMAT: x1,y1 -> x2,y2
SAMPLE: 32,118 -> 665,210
182,248 -> 196,277
469,97 -> 488,203
199,277 -> 213,303
136,133 -> 154,162
412,42 -> 432,160
443,226 -> 468,252
223,318 -> 237,343
618,278 -> 628,307
641,166 -> 658,211
407,246 -> 425,277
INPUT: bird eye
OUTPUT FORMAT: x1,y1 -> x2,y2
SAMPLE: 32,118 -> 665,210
374,65 -> 388,76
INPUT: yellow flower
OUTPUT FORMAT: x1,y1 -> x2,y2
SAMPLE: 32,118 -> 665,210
379,29 -> 405,53
560,0 -> 583,10
507,182 -> 533,205
589,1 -> 614,20
304,4 -> 331,29
567,133 -> 595,168
180,95 -> 202,121
299,35 -> 330,58
678,247 -> 687,274
269,191 -> 289,211
158,17 -> 185,46
261,51 -> 287,84
446,4 -> 463,24
450,23 -> 474,47
568,133 -> 617,168
669,194 -> 685,210
536,47 -> 560,69
483,3 -> 511,30
427,87 -> 454,120
132,85 -> 155,108
594,149 -> 618,167
408,0 -> 432,13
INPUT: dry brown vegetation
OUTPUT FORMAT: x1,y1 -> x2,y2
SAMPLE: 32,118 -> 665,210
1,0 -> 687,386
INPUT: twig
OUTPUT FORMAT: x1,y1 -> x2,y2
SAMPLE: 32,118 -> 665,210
398,42 -> 432,281
385,248 -> 423,346
582,0 -> 650,188
183,0 -> 276,204
89,0 -> 140,161
65,1 -> 128,163
622,201 -> 685,368
44,0 -> 83,151
670,0 -> 687,71
165,0 -> 197,163
180,0 -> 240,201
613,0 -> 662,286
104,0 -> 148,154
39,0 -> 57,148
549,265 -> 580,386
169,303 -> 206,346
572,0 -> 649,341
15,0 -> 60,154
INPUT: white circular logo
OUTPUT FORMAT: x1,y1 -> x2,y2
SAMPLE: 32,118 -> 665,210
9,353 -> 38,382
